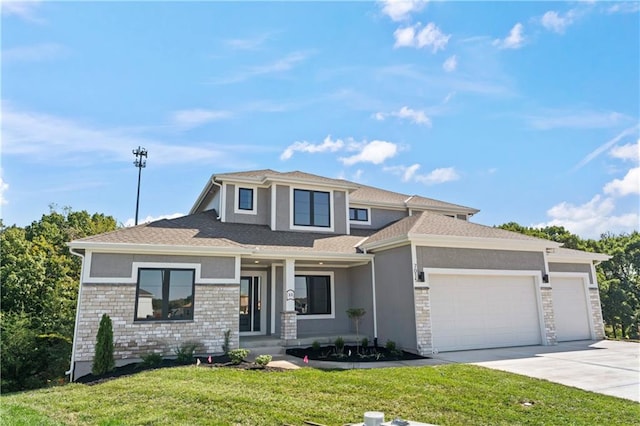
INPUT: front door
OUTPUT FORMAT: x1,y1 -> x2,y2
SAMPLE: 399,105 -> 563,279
239,274 -> 264,334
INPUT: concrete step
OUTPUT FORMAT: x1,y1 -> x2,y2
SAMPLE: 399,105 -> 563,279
245,346 -> 283,358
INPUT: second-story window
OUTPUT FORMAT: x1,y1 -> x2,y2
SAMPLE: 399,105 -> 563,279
294,189 -> 330,227
349,208 -> 368,222
238,188 -> 254,211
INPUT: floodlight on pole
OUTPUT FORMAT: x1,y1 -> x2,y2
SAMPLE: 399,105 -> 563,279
132,146 -> 148,226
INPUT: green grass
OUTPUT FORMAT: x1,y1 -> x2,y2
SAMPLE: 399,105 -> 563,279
1,365 -> 638,425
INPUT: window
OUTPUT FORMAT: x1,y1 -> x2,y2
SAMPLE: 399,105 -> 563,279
349,208 -> 369,222
135,268 -> 195,321
238,188 -> 253,211
293,189 -> 330,227
294,275 -> 331,315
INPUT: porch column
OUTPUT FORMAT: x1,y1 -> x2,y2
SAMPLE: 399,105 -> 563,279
281,258 -> 297,341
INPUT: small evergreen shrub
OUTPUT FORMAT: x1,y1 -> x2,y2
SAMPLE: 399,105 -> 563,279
140,353 -> 163,368
361,337 -> 369,349
228,348 -> 250,365
174,343 -> 198,364
385,340 -> 397,352
334,337 -> 345,354
92,314 -> 115,376
254,354 -> 272,367
311,340 -> 321,351
222,330 -> 231,354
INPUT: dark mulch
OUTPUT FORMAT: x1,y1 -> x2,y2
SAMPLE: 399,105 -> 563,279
286,345 -> 427,363
76,355 -> 286,386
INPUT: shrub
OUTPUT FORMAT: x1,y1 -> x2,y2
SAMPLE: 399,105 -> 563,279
334,336 -> 345,354
222,329 -> 231,354
174,342 -> 198,364
385,340 -> 397,352
92,314 -> 115,376
254,354 -> 272,367
361,337 -> 369,349
228,348 -> 250,365
311,340 -> 321,351
140,353 -> 163,368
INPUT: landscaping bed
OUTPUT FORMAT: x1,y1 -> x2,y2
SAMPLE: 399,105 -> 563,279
286,344 -> 427,363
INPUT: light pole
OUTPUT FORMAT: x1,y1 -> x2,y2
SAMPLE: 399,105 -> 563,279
132,146 -> 148,226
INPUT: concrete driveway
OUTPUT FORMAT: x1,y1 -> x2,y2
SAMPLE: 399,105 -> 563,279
433,340 -> 639,402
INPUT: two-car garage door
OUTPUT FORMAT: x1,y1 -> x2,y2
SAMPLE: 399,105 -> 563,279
429,274 -> 542,352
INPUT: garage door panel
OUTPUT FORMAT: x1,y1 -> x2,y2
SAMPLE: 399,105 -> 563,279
429,274 -> 542,352
552,277 -> 591,341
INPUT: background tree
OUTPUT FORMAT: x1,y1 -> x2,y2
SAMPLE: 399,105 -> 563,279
0,207 -> 117,392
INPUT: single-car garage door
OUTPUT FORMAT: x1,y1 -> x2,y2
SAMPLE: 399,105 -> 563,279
551,276 -> 592,341
429,274 -> 542,352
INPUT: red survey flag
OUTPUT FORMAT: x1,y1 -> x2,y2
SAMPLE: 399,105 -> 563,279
303,355 -> 309,364
208,355 -> 212,364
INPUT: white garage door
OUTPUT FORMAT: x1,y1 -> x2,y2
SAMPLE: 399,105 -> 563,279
429,274 -> 542,352
551,276 -> 591,341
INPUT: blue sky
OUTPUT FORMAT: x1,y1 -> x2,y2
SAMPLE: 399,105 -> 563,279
2,1 -> 638,238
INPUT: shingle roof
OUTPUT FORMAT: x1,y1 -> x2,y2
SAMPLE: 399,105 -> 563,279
75,211 -> 373,254
362,211 -> 552,248
215,169 -> 355,188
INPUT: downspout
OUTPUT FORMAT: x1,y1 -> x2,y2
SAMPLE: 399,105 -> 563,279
364,248 -> 378,341
66,247 -> 86,381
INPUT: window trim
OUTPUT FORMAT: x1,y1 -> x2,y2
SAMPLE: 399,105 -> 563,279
289,186 -> 335,232
349,207 -> 371,225
294,271 -> 335,320
134,267 -> 196,322
234,185 -> 257,215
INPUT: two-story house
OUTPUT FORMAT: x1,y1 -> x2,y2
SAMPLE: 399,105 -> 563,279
68,169 -> 608,380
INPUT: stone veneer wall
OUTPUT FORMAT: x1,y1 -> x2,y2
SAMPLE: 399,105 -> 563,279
589,288 -> 606,339
540,287 -> 558,345
413,287 -> 432,356
280,311 -> 297,341
74,283 -> 239,363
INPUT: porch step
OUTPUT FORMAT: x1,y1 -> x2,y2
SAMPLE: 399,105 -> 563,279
283,334 -> 362,348
244,345 -> 284,358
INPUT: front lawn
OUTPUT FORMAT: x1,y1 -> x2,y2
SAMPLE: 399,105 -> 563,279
1,364 -> 638,425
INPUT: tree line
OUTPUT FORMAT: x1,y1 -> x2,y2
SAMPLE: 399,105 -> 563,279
0,208 -> 637,392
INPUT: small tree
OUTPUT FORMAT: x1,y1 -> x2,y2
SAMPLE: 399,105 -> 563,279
346,308 -> 366,353
92,314 -> 115,376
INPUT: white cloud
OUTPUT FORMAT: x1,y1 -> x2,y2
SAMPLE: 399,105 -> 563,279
535,195 -> 638,239
0,177 -> 8,205
280,135 -> 345,160
1,1 -> 44,23
541,10 -> 574,34
373,106 -> 432,126
212,51 -> 310,84
340,140 -> 398,166
609,139 -> 640,162
572,125 -> 639,170
171,109 -> 232,128
2,43 -> 68,62
528,109 -> 631,130
385,164 -> 460,185
603,167 -> 640,197
379,0 -> 427,21
394,22 -> 450,53
607,2 -> 640,14
2,104 -> 226,165
415,167 -> 460,184
493,23 -> 525,49
224,32 -> 277,50
442,55 -> 457,72
124,212 -> 185,228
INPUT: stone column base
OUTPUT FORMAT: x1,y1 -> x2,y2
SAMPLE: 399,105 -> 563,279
281,311 -> 297,340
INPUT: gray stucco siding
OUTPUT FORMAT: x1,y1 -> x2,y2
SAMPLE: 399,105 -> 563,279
348,264 -> 374,338
224,184 -> 270,226
89,253 -> 236,280
373,245 -> 417,352
549,262 -> 594,284
333,190 -> 348,234
276,185 -> 289,231
417,247 -> 545,274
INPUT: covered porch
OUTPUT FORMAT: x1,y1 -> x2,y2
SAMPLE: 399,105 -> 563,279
237,254 -> 375,348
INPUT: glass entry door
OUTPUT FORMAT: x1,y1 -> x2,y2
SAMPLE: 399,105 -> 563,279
239,276 -> 261,333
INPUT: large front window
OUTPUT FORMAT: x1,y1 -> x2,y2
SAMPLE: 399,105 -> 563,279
135,268 -> 195,321
294,275 -> 331,315
293,189 -> 330,227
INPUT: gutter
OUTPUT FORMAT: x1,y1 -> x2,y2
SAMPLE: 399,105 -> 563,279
66,247 -> 85,381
